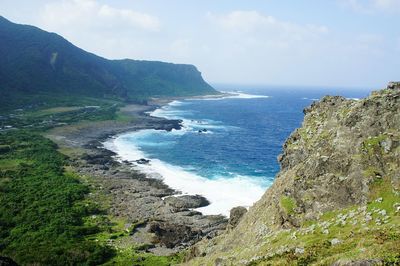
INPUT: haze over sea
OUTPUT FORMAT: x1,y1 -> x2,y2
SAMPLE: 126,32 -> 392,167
106,85 -> 370,216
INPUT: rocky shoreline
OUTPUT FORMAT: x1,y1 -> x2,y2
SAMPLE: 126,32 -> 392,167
45,99 -> 229,255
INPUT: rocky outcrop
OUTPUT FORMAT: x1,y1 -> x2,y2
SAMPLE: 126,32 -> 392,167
387,81 -> 400,90
227,206 -> 247,230
185,85 -> 400,265
75,150 -> 227,252
164,195 -> 210,211
148,221 -> 202,248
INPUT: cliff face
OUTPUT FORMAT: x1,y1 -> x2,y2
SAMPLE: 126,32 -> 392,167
0,16 -> 217,111
186,86 -> 400,265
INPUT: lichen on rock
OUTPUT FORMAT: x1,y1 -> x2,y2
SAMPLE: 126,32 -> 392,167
184,84 -> 400,265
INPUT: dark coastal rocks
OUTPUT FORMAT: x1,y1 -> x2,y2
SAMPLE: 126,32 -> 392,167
46,102 -> 228,254
164,195 -> 210,210
136,158 -> 151,164
82,149 -> 118,166
153,119 -> 182,131
227,206 -> 248,229
148,221 -> 201,248
387,81 -> 400,90
75,146 -> 227,251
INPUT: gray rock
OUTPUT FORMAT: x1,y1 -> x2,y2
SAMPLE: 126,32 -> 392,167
148,221 -> 201,248
375,197 -> 383,203
228,206 -> 248,228
387,81 -> 400,90
378,209 -> 386,216
331,238 -> 341,246
164,195 -> 210,210
295,247 -> 305,254
185,87 -> 400,264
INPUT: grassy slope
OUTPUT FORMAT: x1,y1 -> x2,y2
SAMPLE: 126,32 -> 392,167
0,104 -> 185,265
248,178 -> 400,265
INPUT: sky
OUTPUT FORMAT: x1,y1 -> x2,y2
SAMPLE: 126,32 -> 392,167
1,0 -> 399,88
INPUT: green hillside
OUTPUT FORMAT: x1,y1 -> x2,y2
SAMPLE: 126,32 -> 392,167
0,16 -> 217,111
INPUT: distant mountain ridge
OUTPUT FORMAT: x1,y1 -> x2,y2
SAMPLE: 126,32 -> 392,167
0,16 -> 217,110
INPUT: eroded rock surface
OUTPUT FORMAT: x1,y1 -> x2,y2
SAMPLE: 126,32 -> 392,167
186,85 -> 400,265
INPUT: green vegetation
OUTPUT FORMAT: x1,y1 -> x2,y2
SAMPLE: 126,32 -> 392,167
0,12 -> 217,266
103,247 -> 184,266
0,130 -> 184,265
0,131 -> 114,265
280,196 -> 297,215
115,111 -> 136,123
361,134 -> 387,156
248,177 -> 400,265
29,106 -> 84,116
1,98 -> 122,131
0,16 -> 217,112
0,98 -> 185,265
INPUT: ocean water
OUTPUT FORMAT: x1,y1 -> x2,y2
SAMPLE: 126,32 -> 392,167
105,85 -> 371,216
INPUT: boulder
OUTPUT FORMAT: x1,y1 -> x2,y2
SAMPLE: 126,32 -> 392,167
148,221 -> 201,248
228,206 -> 248,229
164,195 -> 210,210
136,158 -> 151,164
387,81 -> 400,90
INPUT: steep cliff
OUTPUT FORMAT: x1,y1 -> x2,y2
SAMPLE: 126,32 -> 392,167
0,16 -> 217,111
186,85 -> 400,265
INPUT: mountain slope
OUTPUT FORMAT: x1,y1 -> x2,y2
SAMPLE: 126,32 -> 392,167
186,85 -> 400,265
0,16 -> 217,110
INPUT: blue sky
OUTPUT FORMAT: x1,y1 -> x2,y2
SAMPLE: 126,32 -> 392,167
1,0 -> 399,88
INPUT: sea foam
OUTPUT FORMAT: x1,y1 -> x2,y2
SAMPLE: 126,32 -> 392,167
103,98 -> 270,216
104,135 -> 268,216
150,101 -> 234,132
199,92 -> 271,101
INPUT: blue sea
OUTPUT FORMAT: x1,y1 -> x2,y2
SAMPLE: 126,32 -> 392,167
106,85 -> 371,216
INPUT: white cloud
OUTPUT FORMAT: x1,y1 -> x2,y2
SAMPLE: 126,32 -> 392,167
209,11 -> 327,39
41,0 -> 160,31
34,0 -> 163,62
98,5 -> 160,31
339,0 -> 400,13
169,39 -> 192,59
373,0 -> 400,10
197,10 -> 396,86
211,10 -> 277,33
339,0 -> 371,12
25,3 -> 397,87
